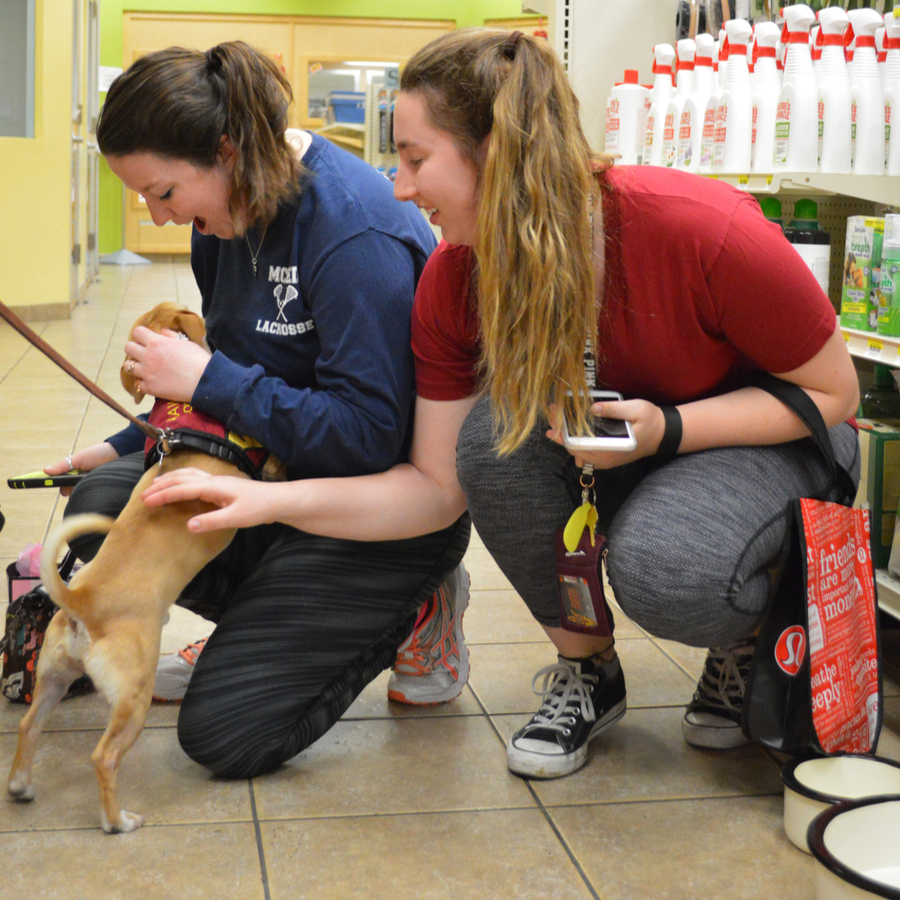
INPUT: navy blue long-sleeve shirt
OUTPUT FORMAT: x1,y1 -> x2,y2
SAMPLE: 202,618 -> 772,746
110,135 -> 436,480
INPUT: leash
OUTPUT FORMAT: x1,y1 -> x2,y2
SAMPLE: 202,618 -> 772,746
0,299 -> 163,443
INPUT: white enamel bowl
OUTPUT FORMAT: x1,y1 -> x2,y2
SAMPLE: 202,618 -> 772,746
782,756 -> 900,853
809,796 -> 900,899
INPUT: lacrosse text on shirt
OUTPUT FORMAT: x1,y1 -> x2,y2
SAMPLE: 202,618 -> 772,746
255,268 -> 316,337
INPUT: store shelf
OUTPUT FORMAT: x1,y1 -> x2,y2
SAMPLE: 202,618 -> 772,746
315,122 -> 365,152
707,173 -> 900,208
876,568 -> 900,621
842,327 -> 900,369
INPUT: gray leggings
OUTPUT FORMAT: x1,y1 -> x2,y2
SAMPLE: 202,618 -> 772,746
456,396 -> 861,648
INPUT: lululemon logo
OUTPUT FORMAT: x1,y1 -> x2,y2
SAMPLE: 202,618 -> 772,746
775,626 -> 807,676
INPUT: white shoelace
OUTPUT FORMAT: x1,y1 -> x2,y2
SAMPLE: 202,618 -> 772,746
523,663 -> 598,734
701,642 -> 755,711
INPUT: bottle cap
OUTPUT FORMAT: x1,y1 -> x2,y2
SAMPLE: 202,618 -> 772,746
792,197 -> 819,224
759,196 -> 783,220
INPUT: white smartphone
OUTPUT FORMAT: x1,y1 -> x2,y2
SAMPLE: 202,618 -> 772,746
562,390 -> 637,452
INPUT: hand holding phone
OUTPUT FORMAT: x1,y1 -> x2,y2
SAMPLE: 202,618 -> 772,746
562,390 -> 637,452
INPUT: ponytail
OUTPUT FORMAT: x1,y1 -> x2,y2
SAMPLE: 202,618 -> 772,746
402,28 -> 612,455
98,41 -> 302,232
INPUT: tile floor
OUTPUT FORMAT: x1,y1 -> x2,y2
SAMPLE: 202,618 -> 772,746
1,258 -> 899,900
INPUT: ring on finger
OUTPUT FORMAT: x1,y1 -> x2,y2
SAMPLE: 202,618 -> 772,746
127,359 -> 136,374
66,455 -> 74,471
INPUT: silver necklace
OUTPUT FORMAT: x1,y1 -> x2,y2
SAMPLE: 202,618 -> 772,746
246,226 -> 267,279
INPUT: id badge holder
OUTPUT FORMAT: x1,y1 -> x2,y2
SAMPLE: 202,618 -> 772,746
555,465 -> 615,636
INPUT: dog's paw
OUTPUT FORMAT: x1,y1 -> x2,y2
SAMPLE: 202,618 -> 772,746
102,809 -> 144,834
7,775 -> 35,802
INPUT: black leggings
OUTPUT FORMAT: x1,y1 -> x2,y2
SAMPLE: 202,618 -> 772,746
65,454 -> 470,778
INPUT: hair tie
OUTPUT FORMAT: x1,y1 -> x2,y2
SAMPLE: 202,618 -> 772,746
503,30 -> 525,60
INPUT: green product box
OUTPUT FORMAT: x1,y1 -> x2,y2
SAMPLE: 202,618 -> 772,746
841,216 -> 884,331
854,419 -> 900,568
877,216 -> 900,337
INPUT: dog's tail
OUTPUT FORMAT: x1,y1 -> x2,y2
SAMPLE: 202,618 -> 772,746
40,513 -> 114,607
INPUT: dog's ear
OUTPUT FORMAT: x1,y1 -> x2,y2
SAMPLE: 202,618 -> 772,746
171,311 -> 207,349
120,363 -> 144,403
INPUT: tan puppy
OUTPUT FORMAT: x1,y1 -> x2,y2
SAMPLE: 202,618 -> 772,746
7,303 -> 248,833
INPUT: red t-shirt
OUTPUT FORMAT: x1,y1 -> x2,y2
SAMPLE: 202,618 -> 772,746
412,166 -> 837,405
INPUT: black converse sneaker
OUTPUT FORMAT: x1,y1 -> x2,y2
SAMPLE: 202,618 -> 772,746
506,653 -> 627,779
681,638 -> 755,749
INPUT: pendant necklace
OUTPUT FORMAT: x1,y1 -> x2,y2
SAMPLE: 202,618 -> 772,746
246,225 -> 267,279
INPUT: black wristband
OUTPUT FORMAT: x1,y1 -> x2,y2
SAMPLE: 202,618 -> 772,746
656,406 -> 682,458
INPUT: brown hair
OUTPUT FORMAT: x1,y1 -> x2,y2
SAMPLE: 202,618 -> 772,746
402,28 -> 613,454
97,41 -> 302,232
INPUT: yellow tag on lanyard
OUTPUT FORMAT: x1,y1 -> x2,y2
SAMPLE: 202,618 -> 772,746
563,502 -> 598,552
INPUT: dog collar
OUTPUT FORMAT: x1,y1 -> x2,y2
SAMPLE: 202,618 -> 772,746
143,400 -> 269,480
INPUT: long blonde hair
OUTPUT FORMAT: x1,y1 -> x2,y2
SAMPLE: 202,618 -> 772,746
401,28 -> 612,454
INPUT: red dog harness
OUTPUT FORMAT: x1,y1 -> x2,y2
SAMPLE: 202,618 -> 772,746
143,399 -> 270,480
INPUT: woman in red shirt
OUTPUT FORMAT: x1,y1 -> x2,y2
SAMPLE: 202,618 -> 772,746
143,28 -> 860,781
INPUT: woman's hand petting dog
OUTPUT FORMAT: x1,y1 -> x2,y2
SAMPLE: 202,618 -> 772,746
143,467 -> 280,533
123,326 -> 211,404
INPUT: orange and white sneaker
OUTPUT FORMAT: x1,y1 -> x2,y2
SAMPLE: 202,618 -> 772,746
152,637 -> 207,702
388,563 -> 470,705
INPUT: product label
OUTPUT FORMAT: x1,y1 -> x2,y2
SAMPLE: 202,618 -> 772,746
713,101 -> 728,167
700,104 -> 717,167
800,499 -> 879,754
751,103 -> 758,168
841,218 -> 886,331
877,247 -> 900,337
886,100 -> 892,168
605,98 -> 620,152
774,99 -> 791,166
642,114 -> 655,164
851,100 -> 858,166
817,97 -> 825,165
677,108 -> 693,167
662,111 -> 676,167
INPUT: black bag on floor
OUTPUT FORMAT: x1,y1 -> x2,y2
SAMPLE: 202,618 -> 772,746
1,549 -> 92,703
741,372 -> 882,756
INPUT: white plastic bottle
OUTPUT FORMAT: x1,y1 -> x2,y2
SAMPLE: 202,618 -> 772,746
700,32 -> 728,172
774,4 -> 818,173
885,11 -> 900,176
752,21 -> 781,173
678,32 -> 716,170
877,24 -> 887,89
642,43 -> 675,167
605,70 -> 650,165
714,18 -> 754,173
848,7 -> 886,175
816,6 -> 852,175
811,24 -> 823,83
663,39 -> 696,167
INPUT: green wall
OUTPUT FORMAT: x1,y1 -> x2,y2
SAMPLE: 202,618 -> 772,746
97,0 -> 534,253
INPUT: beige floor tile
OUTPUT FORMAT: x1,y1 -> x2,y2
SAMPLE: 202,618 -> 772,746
252,715 -> 531,820
551,795 -> 816,900
878,696 -> 900,763
463,545 -> 514,591
464,588 -> 552,645
0,689 -> 181,734
464,587 -> 647,646
0,822 -> 264,900
262,810 -> 597,900
493,706 -> 781,806
468,638 -> 697,717
0,726 -> 252,832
